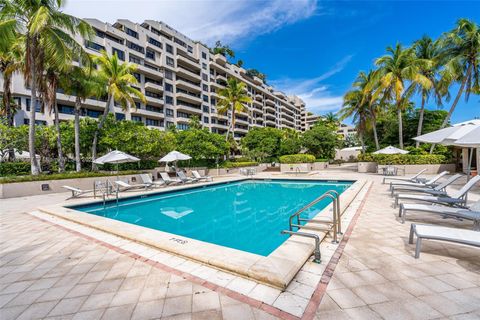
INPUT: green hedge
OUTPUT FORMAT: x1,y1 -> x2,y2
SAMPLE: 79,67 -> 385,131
222,161 -> 258,168
0,162 -> 31,176
279,154 -> 316,164
357,153 -> 447,165
0,170 -> 141,184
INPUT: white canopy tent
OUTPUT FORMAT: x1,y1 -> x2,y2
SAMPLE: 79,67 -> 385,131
413,120 -> 480,177
373,146 -> 409,154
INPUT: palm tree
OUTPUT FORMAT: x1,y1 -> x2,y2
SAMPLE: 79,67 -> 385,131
437,19 -> 480,128
91,51 -> 146,170
59,63 -> 102,171
1,0 -> 92,174
323,112 -> 339,127
373,43 -> 432,149
339,89 -> 369,153
413,36 -> 444,147
217,77 -> 252,141
213,40 -> 235,59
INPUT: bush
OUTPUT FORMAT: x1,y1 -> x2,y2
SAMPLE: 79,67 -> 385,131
222,161 -> 258,168
279,154 -> 316,164
0,162 -> 31,176
0,170 -> 140,184
357,153 -> 447,165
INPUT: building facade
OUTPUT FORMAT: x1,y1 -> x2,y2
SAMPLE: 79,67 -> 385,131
3,19 -> 306,138
302,112 -> 357,139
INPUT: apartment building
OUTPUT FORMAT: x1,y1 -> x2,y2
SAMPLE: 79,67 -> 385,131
3,19 -> 306,138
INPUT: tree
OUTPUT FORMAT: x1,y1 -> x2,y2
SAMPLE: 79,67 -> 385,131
302,122 -> 338,159
323,112 -> 339,127
1,0 -> 92,174
246,69 -> 266,82
216,77 -> 252,141
91,51 -> 146,170
373,43 -> 432,148
241,127 -> 283,161
212,40 -> 235,59
60,64 -> 103,171
279,129 -> 302,155
339,88 -> 370,152
413,36 -> 444,147
432,18 -> 480,151
236,60 -> 244,68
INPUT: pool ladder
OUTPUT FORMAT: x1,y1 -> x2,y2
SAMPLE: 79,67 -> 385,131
281,190 -> 341,263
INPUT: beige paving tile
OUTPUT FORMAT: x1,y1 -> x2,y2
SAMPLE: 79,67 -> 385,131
131,300 -> 164,320
192,291 -> 220,312
327,288 -> 366,309
162,295 -> 192,317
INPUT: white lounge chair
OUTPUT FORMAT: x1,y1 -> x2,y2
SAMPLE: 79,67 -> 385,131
192,170 -> 213,182
399,201 -> 480,229
160,172 -> 181,185
139,173 -> 165,188
389,171 -> 449,191
391,173 -> 462,197
394,175 -> 480,208
383,168 -> 427,184
409,223 -> 480,258
114,180 -> 151,191
62,186 -> 93,199
177,171 -> 196,183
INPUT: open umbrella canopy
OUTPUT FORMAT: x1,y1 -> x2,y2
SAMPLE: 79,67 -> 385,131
373,146 -> 409,154
413,120 -> 480,146
452,126 -> 480,147
159,151 -> 191,163
93,150 -> 140,164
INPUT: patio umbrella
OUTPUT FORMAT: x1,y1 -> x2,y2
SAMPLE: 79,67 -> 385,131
373,146 -> 409,154
93,150 -> 140,179
159,151 -> 191,171
413,120 -> 480,178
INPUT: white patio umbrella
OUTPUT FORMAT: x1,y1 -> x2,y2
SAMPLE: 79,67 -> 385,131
93,150 -> 140,179
159,151 -> 191,171
373,146 -> 409,154
413,120 -> 480,178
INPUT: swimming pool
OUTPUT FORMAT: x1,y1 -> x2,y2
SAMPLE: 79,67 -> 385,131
71,179 -> 352,256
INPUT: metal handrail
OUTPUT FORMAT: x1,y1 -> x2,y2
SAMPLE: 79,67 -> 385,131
281,230 -> 321,263
288,190 -> 341,243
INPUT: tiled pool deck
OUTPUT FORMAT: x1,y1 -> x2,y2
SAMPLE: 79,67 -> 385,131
1,170 -> 479,319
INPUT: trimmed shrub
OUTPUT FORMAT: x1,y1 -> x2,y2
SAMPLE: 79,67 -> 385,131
357,153 -> 447,165
0,162 -> 31,176
279,154 -> 316,164
222,161 -> 258,168
0,170 -> 140,184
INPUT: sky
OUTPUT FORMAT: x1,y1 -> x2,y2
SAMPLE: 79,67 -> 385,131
63,0 -> 480,124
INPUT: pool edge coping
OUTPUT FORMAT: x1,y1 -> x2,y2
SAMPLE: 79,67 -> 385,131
37,177 -> 367,290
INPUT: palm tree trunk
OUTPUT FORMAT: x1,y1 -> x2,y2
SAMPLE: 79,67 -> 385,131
3,72 -> 15,161
397,104 -> 403,149
416,94 -> 426,148
74,96 -> 82,172
91,95 -> 112,170
372,115 -> 380,150
430,64 -> 472,153
359,133 -> 365,153
28,38 -> 40,175
52,92 -> 65,172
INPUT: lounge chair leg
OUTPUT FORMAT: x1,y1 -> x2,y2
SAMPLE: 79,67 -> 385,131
398,204 -> 403,217
415,238 -> 422,259
394,196 -> 399,208
409,224 -> 415,244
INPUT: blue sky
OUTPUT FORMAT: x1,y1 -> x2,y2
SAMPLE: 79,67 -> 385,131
64,0 -> 479,124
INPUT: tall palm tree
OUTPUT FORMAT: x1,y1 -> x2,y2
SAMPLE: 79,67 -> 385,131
373,43 -> 432,149
91,51 -> 146,170
323,112 -> 339,128
437,19 -> 480,128
217,77 -> 252,141
413,36 -> 444,148
339,89 -> 370,153
1,0 -> 92,174
60,64 -> 103,172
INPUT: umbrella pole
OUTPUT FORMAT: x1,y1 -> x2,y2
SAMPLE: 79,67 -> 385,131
467,147 -> 474,182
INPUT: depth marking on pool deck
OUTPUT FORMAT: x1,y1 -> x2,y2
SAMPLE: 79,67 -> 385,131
28,182 -> 373,320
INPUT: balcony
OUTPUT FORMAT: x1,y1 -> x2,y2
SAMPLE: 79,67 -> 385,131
265,119 -> 276,127
136,109 -> 165,118
175,78 -> 201,93
144,81 -> 163,93
255,94 -> 263,101
215,74 -> 227,82
145,94 -> 164,106
177,54 -> 200,70
265,105 -> 276,113
213,53 -> 227,65
253,76 -> 263,85
176,103 -> 203,115
176,65 -> 201,81
265,113 -> 276,120
176,92 -> 202,104
265,99 -> 275,107
137,63 -> 163,78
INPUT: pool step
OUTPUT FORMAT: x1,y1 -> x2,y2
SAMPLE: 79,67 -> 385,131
301,217 -> 333,224
290,224 -> 332,232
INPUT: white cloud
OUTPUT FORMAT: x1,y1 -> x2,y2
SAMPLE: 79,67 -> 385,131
62,0 -> 317,45
270,55 -> 352,114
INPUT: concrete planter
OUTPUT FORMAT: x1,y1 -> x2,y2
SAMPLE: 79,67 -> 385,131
0,173 -> 150,199
357,162 -> 377,173
313,162 -> 329,170
280,163 -> 315,173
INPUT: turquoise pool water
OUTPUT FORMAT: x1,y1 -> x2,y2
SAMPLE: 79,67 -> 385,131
71,179 -> 352,256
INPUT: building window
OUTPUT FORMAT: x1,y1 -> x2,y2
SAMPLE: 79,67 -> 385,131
203,116 -> 209,123
112,48 -> 125,61
203,95 -> 208,102
85,41 -> 105,52
203,105 -> 209,113
58,104 -> 74,115
176,111 -> 191,119
165,108 -> 174,117
26,99 -> 42,112
125,27 -> 138,38
187,45 -> 193,53
177,123 -> 189,130
115,113 -> 125,121
147,37 -> 162,48
145,91 -> 162,99
202,73 -> 208,81
131,115 -> 142,122
202,52 -> 207,59
164,83 -> 173,92
146,118 -> 161,127
127,41 -> 144,53
146,49 -> 155,60
165,70 -> 173,80
166,56 -> 175,67
202,84 -> 208,91
166,44 -> 173,54
146,105 -> 163,113
133,72 -> 141,83
85,109 -> 101,118
165,96 -> 173,105
166,121 -> 174,128
211,97 -> 216,106
129,55 -> 142,64
202,63 -> 207,70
